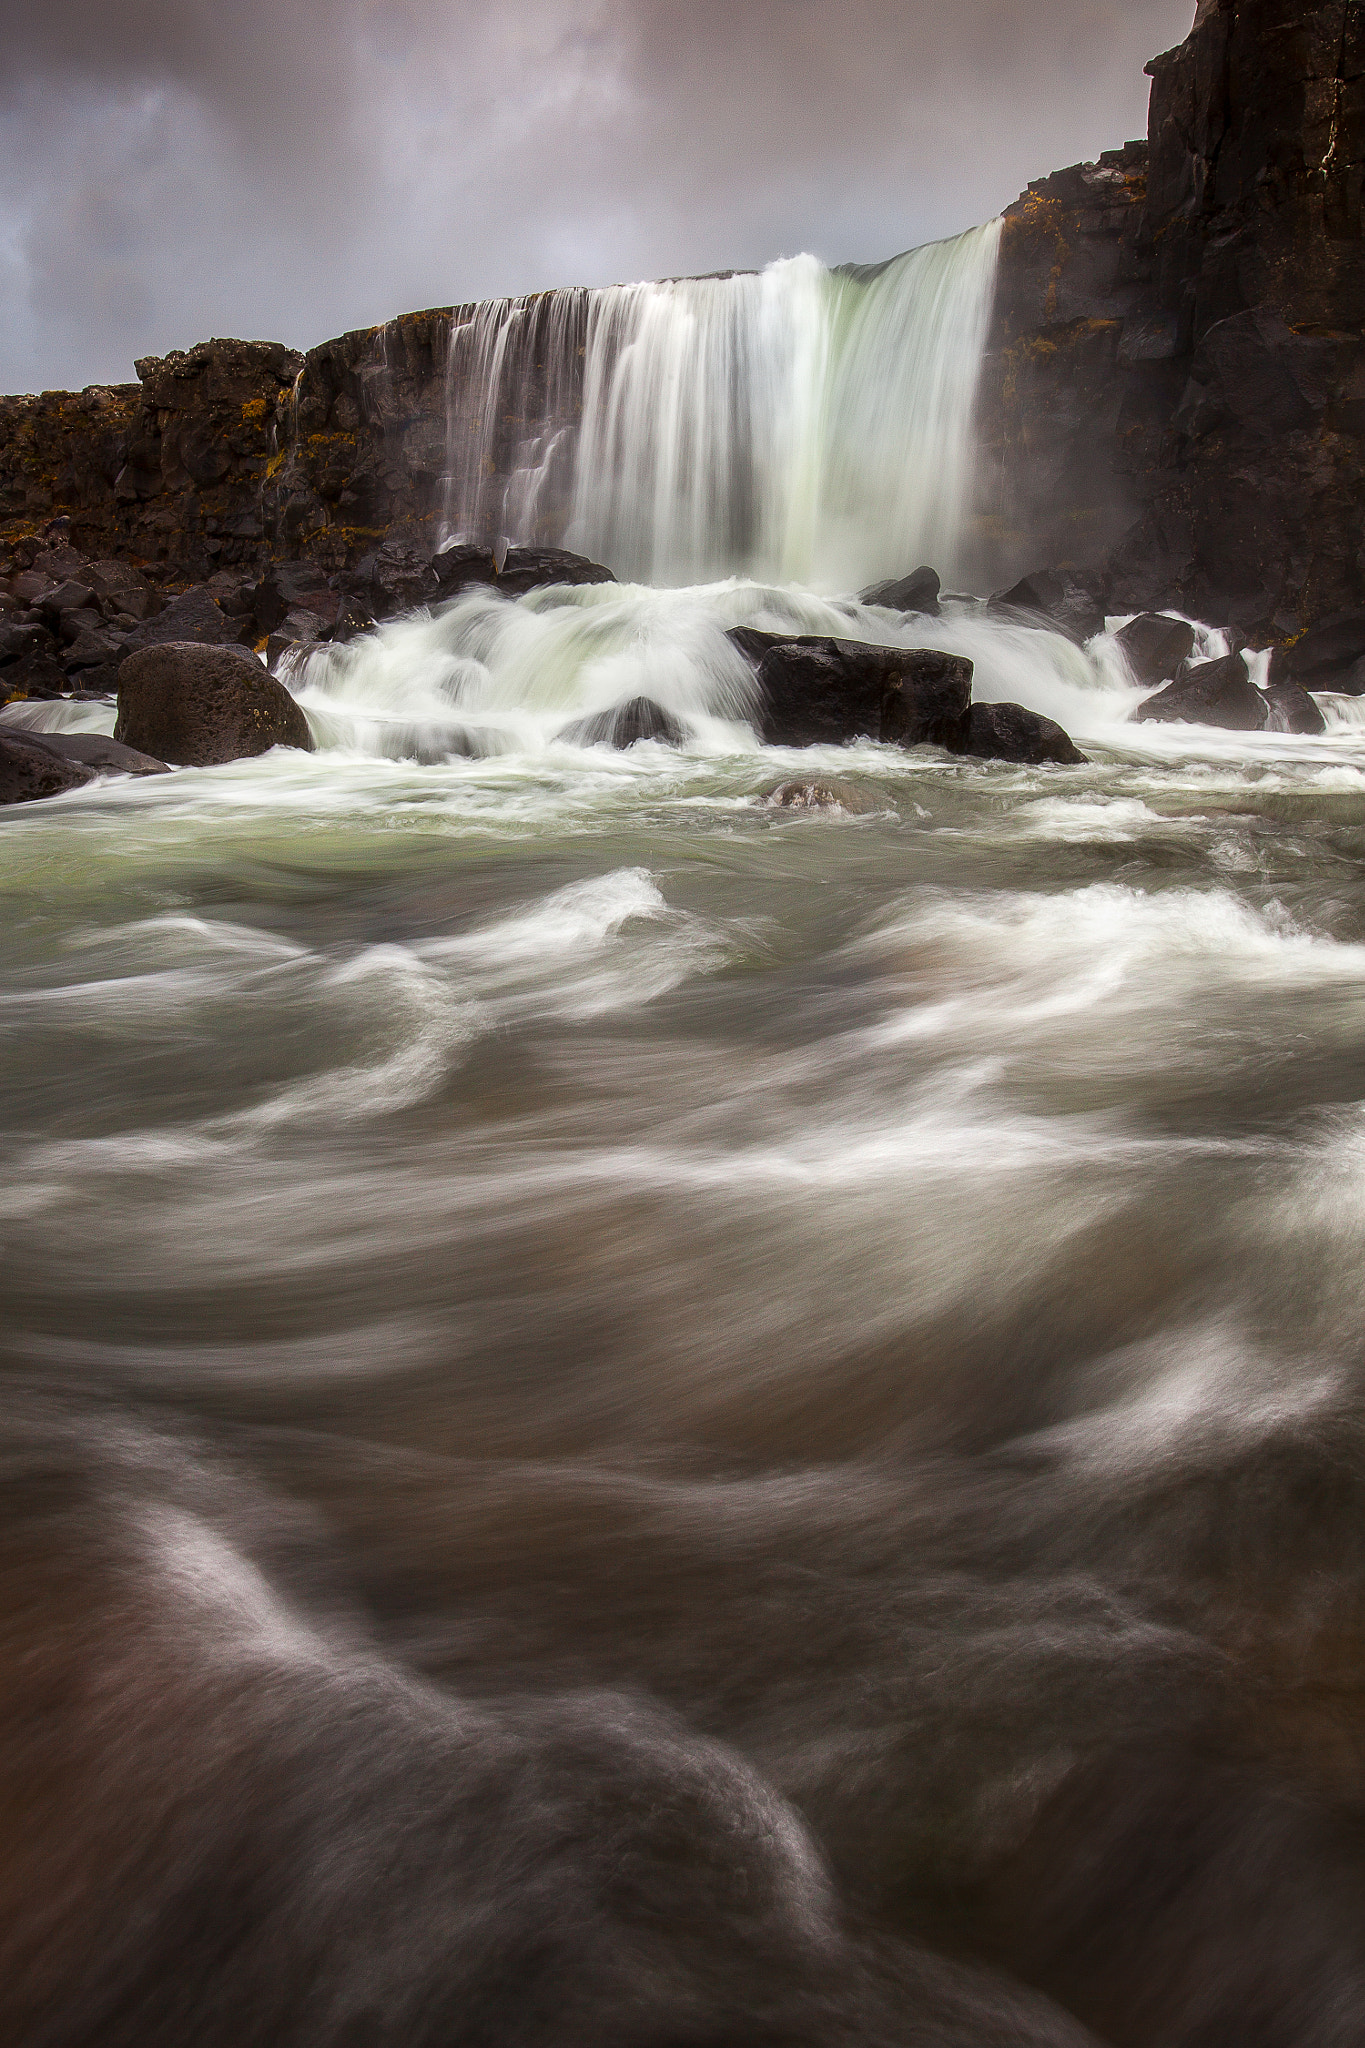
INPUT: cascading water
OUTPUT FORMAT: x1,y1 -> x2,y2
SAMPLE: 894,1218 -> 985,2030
440,223 -> 1002,592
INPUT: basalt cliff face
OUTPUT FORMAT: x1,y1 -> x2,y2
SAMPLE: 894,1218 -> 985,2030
3,0 -> 1364,645
978,0 -> 1365,637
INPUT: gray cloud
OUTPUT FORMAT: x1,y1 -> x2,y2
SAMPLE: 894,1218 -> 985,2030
0,0 -> 1196,393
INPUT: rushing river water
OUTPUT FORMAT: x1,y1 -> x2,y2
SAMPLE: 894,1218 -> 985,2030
5,581 -> 1365,2043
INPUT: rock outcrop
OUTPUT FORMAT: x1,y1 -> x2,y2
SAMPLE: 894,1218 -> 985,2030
115,644 -> 315,766
978,0 -> 1365,643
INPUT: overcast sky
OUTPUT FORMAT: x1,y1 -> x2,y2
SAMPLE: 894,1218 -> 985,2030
0,1 -> 1196,395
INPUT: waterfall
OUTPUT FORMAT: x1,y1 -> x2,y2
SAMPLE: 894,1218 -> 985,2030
440,221 -> 1002,594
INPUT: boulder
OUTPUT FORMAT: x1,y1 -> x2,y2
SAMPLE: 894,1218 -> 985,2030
432,543 -> 500,596
859,566 -> 941,616
64,628 -> 126,671
251,563 -> 339,635
0,730 -> 96,804
557,697 -> 686,748
0,623 -> 48,666
956,701 -> 1087,765
989,569 -> 1106,645
119,587 -> 252,658
497,547 -> 616,597
38,580 -> 95,619
765,778 -> 880,814
728,631 -> 973,749
83,560 -> 158,622
115,644 -> 315,766
18,732 -> 170,777
1261,682 -> 1326,735
1132,653 -> 1267,730
1115,613 -> 1197,687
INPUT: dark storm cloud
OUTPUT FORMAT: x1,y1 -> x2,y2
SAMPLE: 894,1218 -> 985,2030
0,0 -> 1196,393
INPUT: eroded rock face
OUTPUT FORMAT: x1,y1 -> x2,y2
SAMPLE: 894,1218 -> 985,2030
115,644 -> 315,766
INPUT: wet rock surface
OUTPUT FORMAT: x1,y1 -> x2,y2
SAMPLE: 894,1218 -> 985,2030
0,730 -> 96,804
728,632 -> 974,750
959,701 -> 1088,766
1133,652 -> 1269,731
557,697 -> 687,749
115,643 -> 315,767
1115,613 -> 1198,687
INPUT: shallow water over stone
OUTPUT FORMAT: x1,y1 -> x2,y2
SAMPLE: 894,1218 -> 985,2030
5,592 -> 1365,2043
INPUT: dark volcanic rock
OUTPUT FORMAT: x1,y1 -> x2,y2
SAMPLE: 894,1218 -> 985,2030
21,731 -> 171,777
120,587 -> 251,658
1261,682 -> 1326,736
2,652 -> 67,700
958,701 -> 1087,766
432,543 -> 500,595
497,548 -> 616,597
557,698 -> 686,748
729,632 -> 973,749
1133,652 -> 1268,731
858,566 -> 941,616
1115,613 -> 1197,687
989,570 -> 1106,646
115,643 -> 315,766
0,730 -> 96,804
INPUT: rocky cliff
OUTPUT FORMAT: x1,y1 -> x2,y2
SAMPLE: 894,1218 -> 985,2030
4,0 -> 1364,650
979,0 -> 1365,640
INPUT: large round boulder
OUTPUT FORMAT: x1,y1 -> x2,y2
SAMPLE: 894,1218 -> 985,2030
115,643 -> 315,766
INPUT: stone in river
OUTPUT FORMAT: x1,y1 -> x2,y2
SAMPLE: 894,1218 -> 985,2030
496,548 -> 617,597
0,730 -> 96,804
1115,613 -> 1197,687
728,632 -> 972,750
989,569 -> 1106,646
1132,652 -> 1268,730
765,779 -> 880,814
958,701 -> 1087,765
115,643 -> 315,766
1261,681 -> 1325,735
20,731 -> 171,777
557,697 -> 686,748
858,566 -> 941,616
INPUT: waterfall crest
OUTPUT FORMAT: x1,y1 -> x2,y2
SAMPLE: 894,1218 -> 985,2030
440,223 -> 1002,593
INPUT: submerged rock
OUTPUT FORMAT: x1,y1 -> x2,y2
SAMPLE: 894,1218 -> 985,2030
115,643 -> 315,766
20,732 -> 171,777
1115,613 -> 1197,688
989,569 -> 1106,646
557,697 -> 686,748
765,779 -> 880,814
858,566 -> 941,616
728,632 -> 973,749
958,701 -> 1087,765
1133,652 -> 1267,730
0,731 -> 96,804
